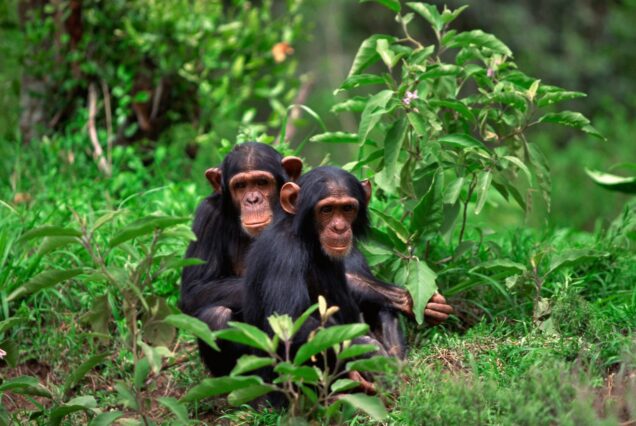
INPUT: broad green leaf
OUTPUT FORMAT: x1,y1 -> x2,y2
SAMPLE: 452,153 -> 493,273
37,236 -> 81,256
294,323 -> 369,365
376,38 -> 397,69
413,169 -> 444,237
371,207 -> 409,244
18,226 -> 82,244
346,355 -> 396,373
404,258 -> 438,325
406,2 -> 443,32
218,322 -> 274,353
337,343 -> 379,361
157,397 -> 189,424
419,64 -> 462,79
115,382 -> 138,410
378,118 -> 408,191
407,111 -> 428,136
89,411 -> 124,426
49,396 -> 98,426
274,362 -> 321,383
429,99 -> 475,122
537,91 -> 586,107
231,355 -> 275,376
109,216 -> 189,248
310,132 -> 358,144
447,30 -> 512,56
360,0 -> 400,13
340,393 -> 388,421
348,35 -> 396,76
181,376 -> 263,402
63,353 -> 108,395
585,169 -> 636,194
134,358 -> 151,391
164,314 -> 219,351
228,384 -> 274,406
547,249 -> 609,278
331,378 -> 360,393
503,155 -> 532,183
538,111 -> 604,139
7,268 -> 83,302
0,376 -> 51,398
474,171 -> 492,215
470,259 -> 527,275
331,97 -> 367,113
292,303 -> 319,335
441,5 -> 469,25
358,90 -> 394,144
268,314 -> 294,341
436,133 -> 488,151
527,143 -> 551,211
490,91 -> 527,112
92,210 -> 125,232
338,74 -> 386,92
444,177 -> 465,205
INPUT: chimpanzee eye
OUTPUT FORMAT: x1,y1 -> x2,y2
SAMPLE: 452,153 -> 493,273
320,205 -> 333,213
342,204 -> 354,212
257,179 -> 269,186
235,182 -> 246,189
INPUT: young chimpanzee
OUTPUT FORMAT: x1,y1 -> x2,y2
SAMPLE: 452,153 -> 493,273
180,142 -> 302,375
243,167 -> 388,362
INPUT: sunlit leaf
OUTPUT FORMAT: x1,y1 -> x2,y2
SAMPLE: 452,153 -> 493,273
404,258 -> 437,325
294,324 -> 369,365
585,169 -> 636,194
339,393 -> 388,421
7,268 -> 83,302
109,216 -> 189,248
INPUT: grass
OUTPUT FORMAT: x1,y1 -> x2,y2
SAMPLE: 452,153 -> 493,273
1,139 -> 635,424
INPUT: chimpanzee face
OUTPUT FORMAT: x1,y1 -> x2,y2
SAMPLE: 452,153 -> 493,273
228,171 -> 277,237
314,188 -> 359,259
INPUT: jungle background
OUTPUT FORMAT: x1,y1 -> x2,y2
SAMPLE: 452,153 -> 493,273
0,0 -> 635,424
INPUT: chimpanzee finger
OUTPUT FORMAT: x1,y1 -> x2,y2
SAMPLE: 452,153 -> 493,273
424,308 -> 449,321
426,302 -> 454,314
430,293 -> 447,303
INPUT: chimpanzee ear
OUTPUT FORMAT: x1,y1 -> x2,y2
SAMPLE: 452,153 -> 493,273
361,179 -> 372,205
281,156 -> 303,181
205,168 -> 223,193
280,182 -> 300,214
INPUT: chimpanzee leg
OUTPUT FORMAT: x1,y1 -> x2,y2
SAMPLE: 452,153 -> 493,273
367,308 -> 406,360
196,305 -> 246,376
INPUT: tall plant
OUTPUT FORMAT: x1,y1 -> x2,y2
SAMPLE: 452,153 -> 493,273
311,1 -> 603,323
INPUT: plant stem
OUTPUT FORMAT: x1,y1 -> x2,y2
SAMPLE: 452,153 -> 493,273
458,175 -> 477,245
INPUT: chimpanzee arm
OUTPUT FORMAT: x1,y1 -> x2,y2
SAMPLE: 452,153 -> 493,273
345,247 -> 414,318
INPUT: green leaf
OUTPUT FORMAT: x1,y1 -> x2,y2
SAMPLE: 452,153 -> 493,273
228,384 -> 274,406
115,382 -> 138,410
0,317 -> 22,334
435,133 -> 488,151
527,143 -> 551,212
348,35 -> 396,76
63,353 -> 108,395
413,169 -> 444,237
310,132 -> 359,144
337,343 -> 379,361
109,216 -> 189,248
503,155 -> 532,183
444,177 -> 465,205
181,376 -> 263,402
377,118 -> 408,192
274,362 -> 320,384
7,268 -> 83,302
537,91 -> 586,107
157,397 -> 189,424
37,236 -> 81,256
340,393 -> 388,421
134,358 -> 151,391
419,64 -> 462,79
429,99 -> 475,122
346,355 -> 396,373
331,98 -> 368,113
441,5 -> 469,25
547,249 -> 609,278
585,169 -> 636,194
358,90 -> 394,144
371,207 -> 409,244
470,259 -> 527,275
294,324 -> 369,365
164,314 -> 219,351
338,74 -> 386,92
292,303 -> 319,335
407,111 -> 428,136
360,0 -> 401,13
0,376 -> 51,398
404,258 -> 438,325
447,30 -> 512,56
92,210 -> 125,232
538,111 -> 604,139
474,171 -> 493,215
331,379 -> 360,393
218,322 -> 274,353
376,38 -> 397,70
89,411 -> 124,426
231,355 -> 276,376
18,226 -> 82,244
406,2 -> 443,32
49,396 -> 98,426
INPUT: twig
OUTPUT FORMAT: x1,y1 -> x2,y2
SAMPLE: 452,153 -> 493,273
276,75 -> 315,145
100,79 -> 113,167
88,83 -> 112,177
458,175 -> 477,245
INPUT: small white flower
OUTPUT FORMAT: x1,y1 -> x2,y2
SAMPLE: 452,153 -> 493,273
0,348 -> 6,360
403,90 -> 418,105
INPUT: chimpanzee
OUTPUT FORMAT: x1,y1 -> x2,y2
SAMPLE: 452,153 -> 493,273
179,142 -> 303,375
243,167 -> 391,363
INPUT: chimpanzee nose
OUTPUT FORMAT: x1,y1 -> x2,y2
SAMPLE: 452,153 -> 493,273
332,219 -> 347,234
246,193 -> 261,204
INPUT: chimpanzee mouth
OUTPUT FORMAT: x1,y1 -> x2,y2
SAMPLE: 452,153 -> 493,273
243,217 -> 272,228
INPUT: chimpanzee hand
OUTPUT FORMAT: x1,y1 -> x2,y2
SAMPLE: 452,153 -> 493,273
424,293 -> 453,325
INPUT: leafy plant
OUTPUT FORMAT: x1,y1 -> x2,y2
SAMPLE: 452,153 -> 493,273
169,297 -> 396,424
310,1 -> 602,323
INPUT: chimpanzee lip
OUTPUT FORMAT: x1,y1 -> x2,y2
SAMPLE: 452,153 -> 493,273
243,217 -> 272,227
